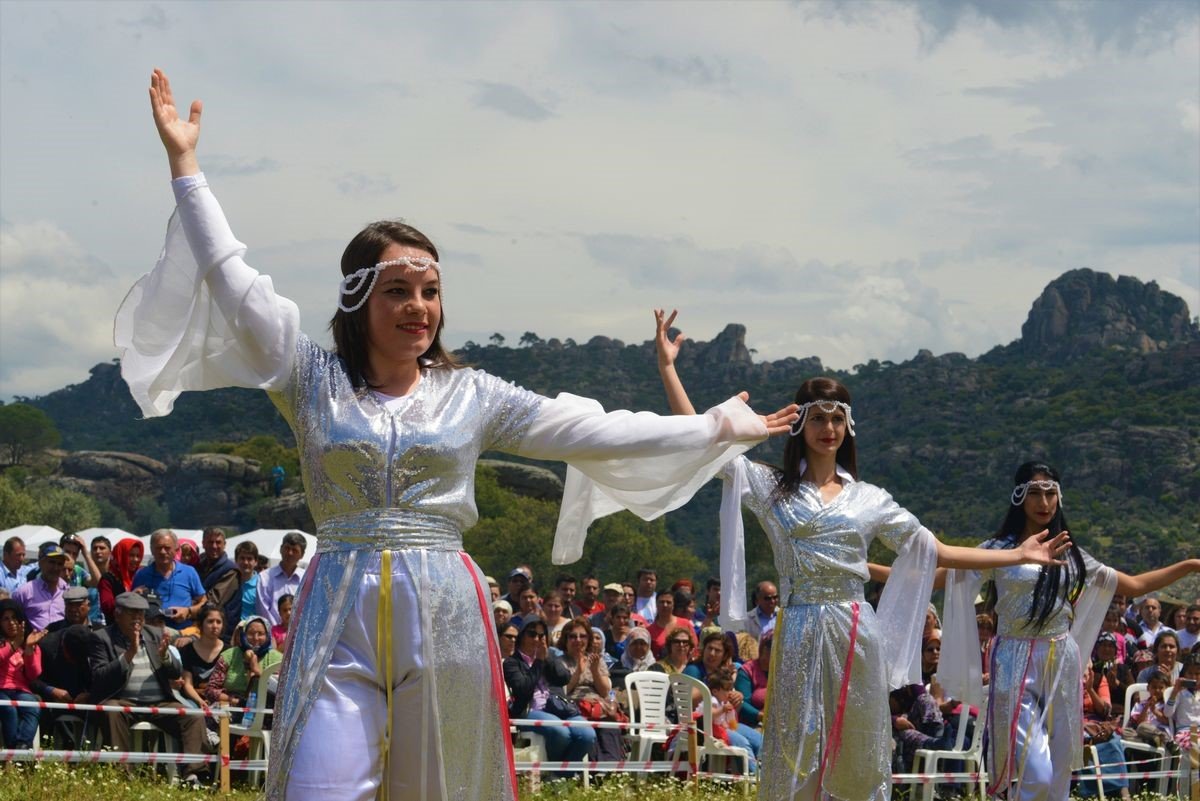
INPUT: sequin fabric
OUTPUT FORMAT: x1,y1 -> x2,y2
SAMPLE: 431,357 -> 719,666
265,334 -> 543,800
733,458 -> 928,801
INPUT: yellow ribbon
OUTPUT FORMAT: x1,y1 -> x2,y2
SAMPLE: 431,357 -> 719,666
376,550 -> 394,801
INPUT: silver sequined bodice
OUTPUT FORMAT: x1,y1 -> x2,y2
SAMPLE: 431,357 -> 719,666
269,335 -> 543,548
978,538 -> 1102,638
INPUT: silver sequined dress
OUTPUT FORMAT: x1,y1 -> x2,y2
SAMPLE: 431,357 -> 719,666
726,457 -> 939,801
114,175 -> 769,801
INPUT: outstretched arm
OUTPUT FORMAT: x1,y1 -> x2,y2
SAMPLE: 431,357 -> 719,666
655,308 -> 697,415
935,532 -> 1070,570
1114,559 -> 1200,597
149,68 -> 202,178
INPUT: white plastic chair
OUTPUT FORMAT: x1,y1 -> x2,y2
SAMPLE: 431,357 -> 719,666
510,729 -> 548,792
1120,682 -> 1173,795
626,671 -> 673,764
911,697 -> 988,801
131,720 -> 179,780
228,661 -> 281,789
667,673 -> 752,791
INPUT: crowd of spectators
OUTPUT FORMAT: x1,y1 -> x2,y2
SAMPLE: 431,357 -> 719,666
0,529 -> 299,786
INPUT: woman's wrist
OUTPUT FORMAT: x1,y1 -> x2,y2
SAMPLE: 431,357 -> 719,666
169,152 -> 201,179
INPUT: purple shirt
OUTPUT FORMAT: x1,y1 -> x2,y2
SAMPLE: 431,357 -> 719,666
11,576 -> 68,631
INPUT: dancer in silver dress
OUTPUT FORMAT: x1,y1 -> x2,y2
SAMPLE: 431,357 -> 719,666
116,70 -> 803,801
941,461 -> 1200,801
653,311 -> 1070,801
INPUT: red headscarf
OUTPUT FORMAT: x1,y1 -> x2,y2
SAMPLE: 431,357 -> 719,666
111,537 -> 144,591
176,538 -> 200,567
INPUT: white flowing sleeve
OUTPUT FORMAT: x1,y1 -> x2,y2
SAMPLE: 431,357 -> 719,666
875,526 -> 940,689
941,567 -> 987,707
113,174 -> 300,418
514,394 -> 767,565
1071,549 -> 1117,662
717,457 -> 752,632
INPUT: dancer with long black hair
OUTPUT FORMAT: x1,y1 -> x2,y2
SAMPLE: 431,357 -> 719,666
653,310 -> 1070,801
941,461 -> 1200,801
115,70 -> 801,801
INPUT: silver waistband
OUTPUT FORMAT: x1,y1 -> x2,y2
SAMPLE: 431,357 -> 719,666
315,509 -> 463,552
786,576 -> 865,605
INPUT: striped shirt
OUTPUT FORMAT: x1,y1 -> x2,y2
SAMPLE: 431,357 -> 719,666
124,644 -> 168,703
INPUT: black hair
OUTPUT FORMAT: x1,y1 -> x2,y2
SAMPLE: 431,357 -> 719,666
197,603 -> 226,625
773,377 -> 859,499
994,461 -> 1085,632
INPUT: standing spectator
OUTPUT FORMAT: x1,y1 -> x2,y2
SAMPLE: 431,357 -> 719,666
1166,653 -> 1200,751
744,581 -> 779,641
590,584 -> 622,627
510,586 -> 542,631
646,592 -> 692,658
197,527 -> 240,641
133,530 -> 207,629
554,574 -> 579,619
632,569 -> 657,622
88,535 -> 114,626
98,538 -> 143,622
1101,605 -> 1136,665
1178,604 -> 1200,654
621,583 -> 636,611
0,599 -> 44,748
500,568 -> 531,606
540,591 -> 568,642
45,586 -> 99,633
1135,595 -> 1173,649
601,603 -> 633,662
575,576 -> 604,619
88,592 -> 207,783
735,632 -> 771,726
504,618 -> 596,772
493,600 -> 512,629
1137,630 -> 1183,684
272,594 -> 294,652
12,543 -> 70,631
694,578 -> 721,628
485,577 -> 500,603
233,541 -> 259,621
57,534 -> 101,590
270,464 -> 285,497
1,537 -> 32,594
255,532 -> 305,628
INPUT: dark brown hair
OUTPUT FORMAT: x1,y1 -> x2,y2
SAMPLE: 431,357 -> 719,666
774,376 -> 859,497
329,220 -> 460,388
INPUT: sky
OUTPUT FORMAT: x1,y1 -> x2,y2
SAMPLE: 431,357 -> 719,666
1,0 -> 1198,400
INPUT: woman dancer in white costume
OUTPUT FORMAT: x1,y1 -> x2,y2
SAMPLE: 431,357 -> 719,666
939,461 -> 1200,801
116,70 -> 803,801
652,310 -> 1070,801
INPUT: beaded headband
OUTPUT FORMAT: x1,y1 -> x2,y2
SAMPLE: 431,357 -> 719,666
1011,479 -> 1063,508
788,399 -> 856,438
336,256 -> 440,313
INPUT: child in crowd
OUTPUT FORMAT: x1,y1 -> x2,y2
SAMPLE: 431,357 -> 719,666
272,594 -> 293,652
708,665 -> 762,770
1127,671 -> 1174,750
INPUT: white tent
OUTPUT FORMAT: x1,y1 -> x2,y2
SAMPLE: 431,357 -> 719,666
0,524 -> 65,561
75,527 -> 138,547
226,529 -> 317,569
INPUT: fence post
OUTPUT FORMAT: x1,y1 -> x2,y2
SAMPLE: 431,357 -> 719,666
219,704 -> 231,794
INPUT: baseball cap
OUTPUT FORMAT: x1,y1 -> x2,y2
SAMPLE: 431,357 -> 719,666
602,583 -> 623,594
39,543 -> 67,559
493,600 -> 513,613
507,568 -> 531,582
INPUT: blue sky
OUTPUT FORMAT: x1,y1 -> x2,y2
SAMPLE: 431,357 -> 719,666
1,0 -> 1197,399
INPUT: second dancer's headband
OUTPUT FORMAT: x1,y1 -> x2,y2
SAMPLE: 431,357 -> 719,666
788,399 -> 856,438
337,256 -> 441,313
1011,478 -> 1063,508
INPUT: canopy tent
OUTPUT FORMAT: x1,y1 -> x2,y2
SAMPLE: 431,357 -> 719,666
0,524 -> 65,560
226,529 -> 317,569
75,527 -> 138,547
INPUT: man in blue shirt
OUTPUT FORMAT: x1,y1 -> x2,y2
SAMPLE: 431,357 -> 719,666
1,536 -> 33,594
132,530 -> 206,626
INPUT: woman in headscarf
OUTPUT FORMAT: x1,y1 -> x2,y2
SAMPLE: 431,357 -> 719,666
98,538 -> 144,621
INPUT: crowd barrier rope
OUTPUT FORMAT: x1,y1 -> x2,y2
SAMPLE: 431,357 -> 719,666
1,697 -> 270,716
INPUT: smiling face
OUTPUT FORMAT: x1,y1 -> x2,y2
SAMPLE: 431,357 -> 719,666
1154,634 -> 1178,666
202,530 -> 226,563
365,245 -> 442,376
244,621 -> 269,649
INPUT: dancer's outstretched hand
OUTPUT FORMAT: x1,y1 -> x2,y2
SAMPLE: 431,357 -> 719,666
654,308 -> 685,369
1019,529 -> 1072,566
149,68 -> 202,176
737,391 -> 800,437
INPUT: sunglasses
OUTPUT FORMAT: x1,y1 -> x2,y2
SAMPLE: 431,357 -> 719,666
567,633 -> 589,640
670,639 -> 691,646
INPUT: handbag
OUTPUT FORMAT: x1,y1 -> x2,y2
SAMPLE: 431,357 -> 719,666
544,692 -> 581,720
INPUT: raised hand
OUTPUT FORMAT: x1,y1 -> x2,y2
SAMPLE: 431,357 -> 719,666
1019,529 -> 1072,566
741,391 -> 800,437
654,309 -> 686,369
149,68 -> 202,177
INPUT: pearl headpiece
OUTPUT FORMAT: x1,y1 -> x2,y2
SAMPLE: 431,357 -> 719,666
788,400 -> 856,438
1011,479 -> 1063,508
336,256 -> 440,313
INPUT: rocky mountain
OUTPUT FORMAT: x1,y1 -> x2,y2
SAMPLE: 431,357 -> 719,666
19,269 -> 1199,579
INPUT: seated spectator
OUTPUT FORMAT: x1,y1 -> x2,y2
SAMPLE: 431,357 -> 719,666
558,618 -> 623,761
1130,648 -> 1156,679
504,618 -> 596,772
0,599 -> 44,748
653,626 -> 695,676
708,666 -> 761,769
1126,670 -> 1173,750
541,591 -> 569,642
889,682 -> 958,772
1101,604 -> 1136,665
133,531 -> 207,629
206,616 -> 282,712
1091,632 -> 1134,721
88,592 -> 207,782
646,592 -> 692,658
271,594 -> 294,653
921,629 -> 942,685
46,586 -> 101,633
1078,660 -> 1131,800
590,584 -> 623,627
601,603 -> 633,662
510,586 -> 542,631
180,605 -> 226,710
12,543 -> 70,631
486,576 -> 500,604
1177,604 -> 1200,655
977,613 -> 995,686
1137,631 -> 1182,684
497,622 -> 519,663
233,541 -> 259,622
98,538 -> 143,622
1166,653 -> 1200,751
32,623 -> 93,745
493,599 -> 513,629
612,627 -> 655,690
735,632 -> 770,727
590,628 -> 615,669
684,630 -> 735,683
255,532 -> 305,628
